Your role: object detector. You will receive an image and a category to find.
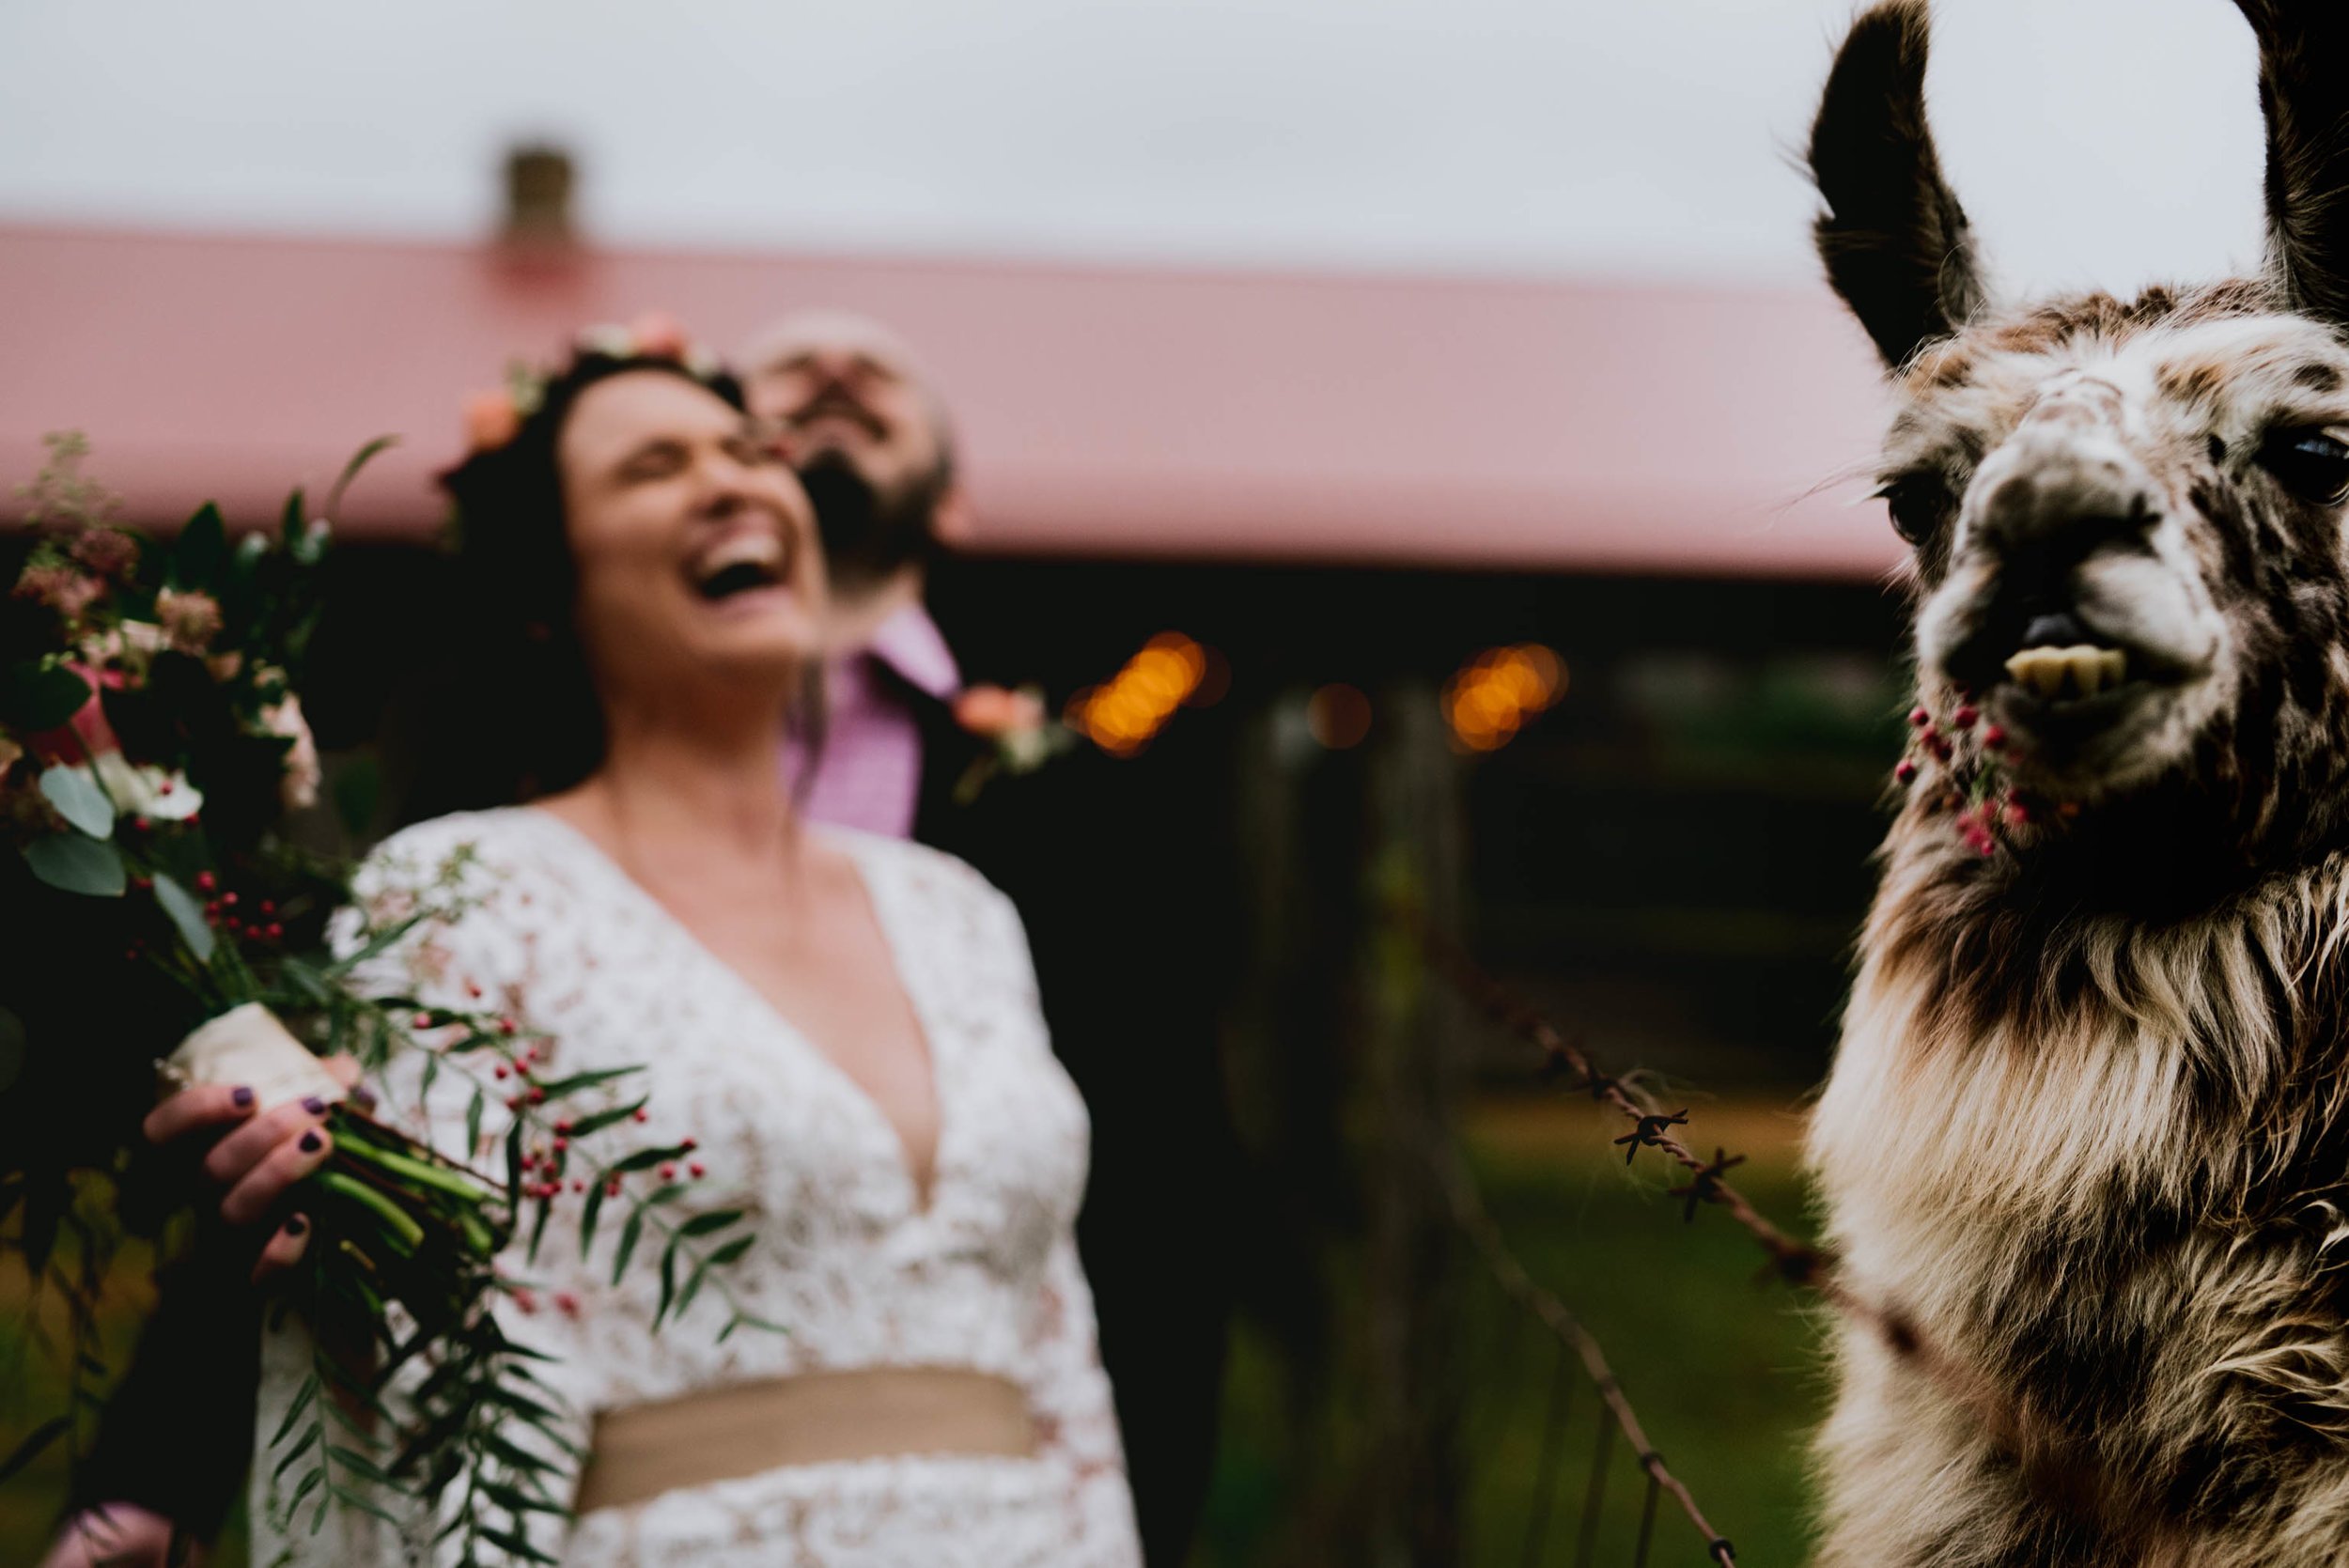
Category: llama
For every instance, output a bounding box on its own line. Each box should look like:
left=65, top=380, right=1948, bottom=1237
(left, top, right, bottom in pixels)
left=1804, top=2, right=2349, bottom=1562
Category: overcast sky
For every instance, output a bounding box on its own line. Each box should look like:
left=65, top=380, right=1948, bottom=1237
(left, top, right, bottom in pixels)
left=0, top=0, right=2273, bottom=295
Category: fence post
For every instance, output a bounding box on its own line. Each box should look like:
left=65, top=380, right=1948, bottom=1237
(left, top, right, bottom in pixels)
left=1360, top=677, right=1469, bottom=1566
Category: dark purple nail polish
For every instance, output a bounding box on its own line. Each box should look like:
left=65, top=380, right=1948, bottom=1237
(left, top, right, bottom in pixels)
left=231, top=1086, right=256, bottom=1110
left=301, top=1095, right=327, bottom=1117
left=285, top=1214, right=307, bottom=1236
left=298, top=1130, right=321, bottom=1154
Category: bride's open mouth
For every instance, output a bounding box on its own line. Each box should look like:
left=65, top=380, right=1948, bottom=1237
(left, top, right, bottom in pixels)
left=687, top=531, right=794, bottom=609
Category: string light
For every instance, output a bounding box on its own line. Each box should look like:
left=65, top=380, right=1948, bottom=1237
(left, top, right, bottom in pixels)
left=1067, top=632, right=1212, bottom=757
left=1443, top=644, right=1566, bottom=752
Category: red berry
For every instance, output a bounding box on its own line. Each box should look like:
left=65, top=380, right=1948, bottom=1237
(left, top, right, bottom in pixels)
left=1894, top=759, right=1919, bottom=784
left=1952, top=705, right=1979, bottom=729
left=260, top=899, right=276, bottom=916
left=221, top=892, right=238, bottom=908
left=2005, top=801, right=2031, bottom=827
left=521, top=1153, right=537, bottom=1171
left=1982, top=725, right=2007, bottom=749
left=493, top=1064, right=508, bottom=1079
left=267, top=923, right=285, bottom=940
left=659, top=1163, right=677, bottom=1182
left=689, top=1162, right=706, bottom=1179
left=680, top=1138, right=697, bottom=1153
left=527, top=1086, right=546, bottom=1104
left=498, top=1017, right=518, bottom=1036
left=133, top=816, right=150, bottom=832
left=1908, top=706, right=1931, bottom=728
left=571, top=1178, right=586, bottom=1193
left=633, top=1109, right=649, bottom=1124
left=606, top=1179, right=622, bottom=1198
left=512, top=1289, right=537, bottom=1314
left=413, top=1013, right=433, bottom=1029
left=466, top=982, right=483, bottom=999
left=554, top=1120, right=573, bottom=1136
left=553, top=1136, right=569, bottom=1152
left=555, top=1292, right=582, bottom=1318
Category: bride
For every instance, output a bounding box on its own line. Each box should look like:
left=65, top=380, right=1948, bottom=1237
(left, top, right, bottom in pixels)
left=48, top=326, right=1142, bottom=1566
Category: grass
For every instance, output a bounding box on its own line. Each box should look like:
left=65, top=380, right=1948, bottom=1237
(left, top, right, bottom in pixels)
left=1191, top=1094, right=1829, bottom=1568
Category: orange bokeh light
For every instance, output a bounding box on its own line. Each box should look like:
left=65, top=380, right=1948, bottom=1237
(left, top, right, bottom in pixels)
left=1441, top=643, right=1566, bottom=752
left=1071, top=632, right=1213, bottom=756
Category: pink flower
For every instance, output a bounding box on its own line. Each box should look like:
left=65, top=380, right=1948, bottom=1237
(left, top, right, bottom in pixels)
left=70, top=529, right=139, bottom=580
left=627, top=310, right=689, bottom=361
left=28, top=664, right=123, bottom=765
left=462, top=388, right=522, bottom=453
left=954, top=684, right=1047, bottom=738
left=155, top=587, right=224, bottom=654
left=13, top=564, right=101, bottom=622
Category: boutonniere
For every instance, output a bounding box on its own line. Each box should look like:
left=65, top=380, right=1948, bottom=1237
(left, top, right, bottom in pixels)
left=952, top=684, right=1075, bottom=803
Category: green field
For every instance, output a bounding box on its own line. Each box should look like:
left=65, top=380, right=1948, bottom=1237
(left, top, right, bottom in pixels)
left=1192, top=1097, right=1828, bottom=1568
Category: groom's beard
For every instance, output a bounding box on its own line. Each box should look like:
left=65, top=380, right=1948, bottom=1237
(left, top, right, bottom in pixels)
left=794, top=449, right=943, bottom=599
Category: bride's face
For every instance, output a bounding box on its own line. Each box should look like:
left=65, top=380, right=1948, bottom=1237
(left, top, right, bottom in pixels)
left=555, top=369, right=827, bottom=699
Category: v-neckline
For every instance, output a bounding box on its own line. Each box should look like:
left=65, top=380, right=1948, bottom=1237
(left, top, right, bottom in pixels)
left=519, top=805, right=949, bottom=1219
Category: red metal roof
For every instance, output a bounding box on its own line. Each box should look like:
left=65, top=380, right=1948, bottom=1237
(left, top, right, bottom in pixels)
left=0, top=225, right=1900, bottom=578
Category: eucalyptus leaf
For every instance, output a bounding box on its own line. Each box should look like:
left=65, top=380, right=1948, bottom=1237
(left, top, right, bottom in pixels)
left=152, top=871, right=217, bottom=963
left=23, top=833, right=125, bottom=897
left=37, top=765, right=113, bottom=839
left=174, top=502, right=226, bottom=586
left=0, top=663, right=90, bottom=731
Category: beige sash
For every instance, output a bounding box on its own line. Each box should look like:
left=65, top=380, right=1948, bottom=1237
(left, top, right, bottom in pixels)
left=571, top=1367, right=1036, bottom=1514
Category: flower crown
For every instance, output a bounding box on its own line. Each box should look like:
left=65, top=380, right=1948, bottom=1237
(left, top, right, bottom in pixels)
left=459, top=311, right=726, bottom=456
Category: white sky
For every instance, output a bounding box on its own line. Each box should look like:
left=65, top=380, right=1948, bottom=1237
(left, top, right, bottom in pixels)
left=0, top=0, right=2272, bottom=295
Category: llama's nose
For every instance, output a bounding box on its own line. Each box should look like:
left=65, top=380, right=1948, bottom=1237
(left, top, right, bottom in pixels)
left=1968, top=396, right=2161, bottom=559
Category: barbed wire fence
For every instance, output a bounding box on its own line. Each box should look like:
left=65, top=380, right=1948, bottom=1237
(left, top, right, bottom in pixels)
left=1407, top=915, right=2139, bottom=1564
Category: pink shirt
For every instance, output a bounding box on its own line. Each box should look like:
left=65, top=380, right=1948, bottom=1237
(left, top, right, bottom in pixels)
left=787, top=604, right=961, bottom=840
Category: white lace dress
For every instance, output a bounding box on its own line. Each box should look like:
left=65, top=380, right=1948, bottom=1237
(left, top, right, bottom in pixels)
left=247, top=806, right=1142, bottom=1568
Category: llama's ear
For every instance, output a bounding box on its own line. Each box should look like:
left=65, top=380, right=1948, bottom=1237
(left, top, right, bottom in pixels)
left=2233, top=1, right=2349, bottom=329
left=1808, top=1, right=1984, bottom=369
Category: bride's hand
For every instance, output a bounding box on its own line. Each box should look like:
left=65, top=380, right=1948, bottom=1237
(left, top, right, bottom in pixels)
left=39, top=1501, right=184, bottom=1567
left=141, top=1055, right=363, bottom=1281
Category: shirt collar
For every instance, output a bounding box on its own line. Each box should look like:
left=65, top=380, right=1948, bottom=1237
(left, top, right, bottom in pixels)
left=863, top=603, right=960, bottom=702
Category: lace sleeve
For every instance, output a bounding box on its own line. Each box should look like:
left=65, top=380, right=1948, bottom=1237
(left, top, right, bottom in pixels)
left=250, top=817, right=583, bottom=1568
left=958, top=864, right=1143, bottom=1564
left=1023, top=1230, right=1143, bottom=1563
left=328, top=820, right=532, bottom=1165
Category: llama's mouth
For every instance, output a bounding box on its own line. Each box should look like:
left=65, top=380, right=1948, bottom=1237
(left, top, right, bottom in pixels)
left=2001, top=643, right=2130, bottom=704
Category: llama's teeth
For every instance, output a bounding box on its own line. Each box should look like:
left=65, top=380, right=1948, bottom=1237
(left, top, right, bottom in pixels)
left=2004, top=644, right=2128, bottom=700
left=2061, top=645, right=2104, bottom=697
left=2005, top=647, right=2064, bottom=698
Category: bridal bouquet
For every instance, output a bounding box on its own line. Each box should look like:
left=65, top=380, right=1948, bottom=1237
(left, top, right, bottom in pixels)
left=0, top=436, right=763, bottom=1558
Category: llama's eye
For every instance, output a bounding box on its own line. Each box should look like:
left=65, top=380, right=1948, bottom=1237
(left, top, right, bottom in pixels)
left=2257, top=427, right=2349, bottom=505
left=1873, top=474, right=1953, bottom=546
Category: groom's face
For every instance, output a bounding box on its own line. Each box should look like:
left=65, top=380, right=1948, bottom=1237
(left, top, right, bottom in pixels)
left=743, top=334, right=944, bottom=516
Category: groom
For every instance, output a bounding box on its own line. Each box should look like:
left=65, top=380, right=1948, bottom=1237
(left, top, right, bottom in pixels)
left=739, top=311, right=1233, bottom=1568
left=738, top=310, right=986, bottom=843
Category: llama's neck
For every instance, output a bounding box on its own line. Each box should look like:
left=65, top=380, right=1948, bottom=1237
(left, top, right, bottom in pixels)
left=1811, top=832, right=2349, bottom=1294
